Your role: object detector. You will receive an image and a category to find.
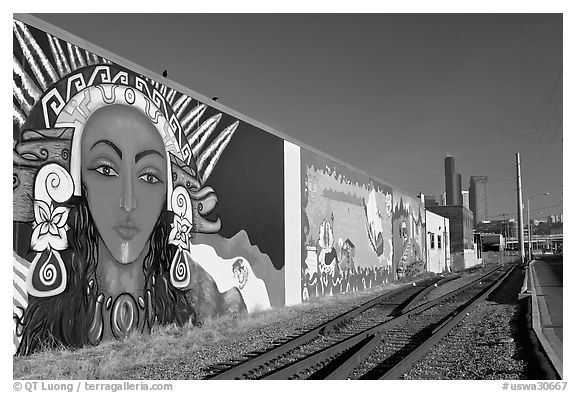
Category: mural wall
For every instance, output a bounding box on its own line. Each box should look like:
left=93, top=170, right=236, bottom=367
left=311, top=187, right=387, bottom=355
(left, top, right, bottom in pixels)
left=300, top=149, right=427, bottom=301
left=301, top=150, right=390, bottom=301
left=12, top=18, right=284, bottom=355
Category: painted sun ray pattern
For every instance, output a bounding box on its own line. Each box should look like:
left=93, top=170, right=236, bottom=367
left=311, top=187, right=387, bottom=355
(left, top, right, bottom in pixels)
left=182, top=104, right=207, bottom=136
left=73, top=44, right=87, bottom=68
left=88, top=51, right=100, bottom=66
left=66, top=42, right=79, bottom=71
left=47, top=35, right=66, bottom=78
left=52, top=37, right=72, bottom=76
left=172, top=95, right=190, bottom=116
left=13, top=21, right=53, bottom=91
left=13, top=80, right=34, bottom=115
left=13, top=103, right=26, bottom=128
left=197, top=121, right=239, bottom=184
left=189, top=113, right=223, bottom=158
left=166, top=88, right=177, bottom=106
left=13, top=55, right=42, bottom=102
left=16, top=21, right=59, bottom=87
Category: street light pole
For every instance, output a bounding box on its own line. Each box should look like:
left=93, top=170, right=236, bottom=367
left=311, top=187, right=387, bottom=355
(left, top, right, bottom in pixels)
left=516, top=153, right=525, bottom=263
left=527, top=197, right=532, bottom=261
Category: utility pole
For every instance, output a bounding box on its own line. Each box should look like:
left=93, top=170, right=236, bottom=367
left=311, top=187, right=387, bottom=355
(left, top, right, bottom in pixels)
left=502, top=214, right=505, bottom=245
left=516, top=153, right=525, bottom=263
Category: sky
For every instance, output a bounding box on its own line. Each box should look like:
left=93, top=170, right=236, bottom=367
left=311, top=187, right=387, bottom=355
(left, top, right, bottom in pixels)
left=32, top=13, right=563, bottom=222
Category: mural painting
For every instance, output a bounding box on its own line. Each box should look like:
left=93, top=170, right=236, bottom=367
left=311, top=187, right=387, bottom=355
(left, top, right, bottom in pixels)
left=12, top=19, right=283, bottom=355
left=392, top=190, right=426, bottom=279
left=300, top=149, right=395, bottom=301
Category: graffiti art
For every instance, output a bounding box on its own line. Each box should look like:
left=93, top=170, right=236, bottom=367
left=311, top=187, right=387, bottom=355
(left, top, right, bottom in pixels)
left=392, top=191, right=426, bottom=279
left=13, top=18, right=282, bottom=354
left=300, top=149, right=403, bottom=300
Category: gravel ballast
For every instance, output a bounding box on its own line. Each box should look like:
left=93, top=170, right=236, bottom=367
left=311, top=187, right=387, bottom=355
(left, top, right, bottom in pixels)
left=403, top=266, right=553, bottom=380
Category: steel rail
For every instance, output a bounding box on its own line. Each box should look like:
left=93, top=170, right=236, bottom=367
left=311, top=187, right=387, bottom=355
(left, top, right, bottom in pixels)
left=379, top=263, right=517, bottom=379
left=395, top=274, right=462, bottom=315
left=260, top=264, right=506, bottom=380
left=208, top=275, right=447, bottom=379
left=327, top=264, right=513, bottom=379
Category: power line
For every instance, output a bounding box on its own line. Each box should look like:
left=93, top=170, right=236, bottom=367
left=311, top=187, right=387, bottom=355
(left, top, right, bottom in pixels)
left=525, top=122, right=563, bottom=182
left=525, top=95, right=562, bottom=171
left=521, top=67, right=563, bottom=158
left=484, top=203, right=563, bottom=220
left=395, top=177, right=514, bottom=190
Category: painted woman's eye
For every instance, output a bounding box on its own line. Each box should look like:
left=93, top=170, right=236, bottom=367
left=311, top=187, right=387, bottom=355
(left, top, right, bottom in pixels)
left=94, top=165, right=118, bottom=177
left=139, top=173, right=160, bottom=184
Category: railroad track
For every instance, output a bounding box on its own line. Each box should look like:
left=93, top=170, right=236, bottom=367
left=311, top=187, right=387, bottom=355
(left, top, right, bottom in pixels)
left=207, top=270, right=482, bottom=379
left=206, top=263, right=514, bottom=380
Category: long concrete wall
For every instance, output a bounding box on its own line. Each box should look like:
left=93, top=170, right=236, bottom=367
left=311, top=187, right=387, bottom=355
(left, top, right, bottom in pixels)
left=12, top=15, right=427, bottom=355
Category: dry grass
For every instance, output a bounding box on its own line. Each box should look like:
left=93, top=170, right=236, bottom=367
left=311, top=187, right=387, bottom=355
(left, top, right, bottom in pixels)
left=14, top=279, right=410, bottom=380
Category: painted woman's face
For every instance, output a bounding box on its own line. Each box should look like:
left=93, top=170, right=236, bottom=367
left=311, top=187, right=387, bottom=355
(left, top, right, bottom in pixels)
left=81, top=105, right=167, bottom=264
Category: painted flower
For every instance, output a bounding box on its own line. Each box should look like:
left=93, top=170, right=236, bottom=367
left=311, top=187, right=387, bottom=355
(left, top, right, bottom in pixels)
left=169, top=213, right=192, bottom=250
left=31, top=200, right=70, bottom=252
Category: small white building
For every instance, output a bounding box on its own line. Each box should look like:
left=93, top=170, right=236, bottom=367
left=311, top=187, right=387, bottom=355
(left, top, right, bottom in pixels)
left=426, top=210, right=451, bottom=273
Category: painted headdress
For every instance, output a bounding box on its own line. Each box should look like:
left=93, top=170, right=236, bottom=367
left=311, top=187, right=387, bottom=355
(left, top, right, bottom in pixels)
left=13, top=20, right=239, bottom=304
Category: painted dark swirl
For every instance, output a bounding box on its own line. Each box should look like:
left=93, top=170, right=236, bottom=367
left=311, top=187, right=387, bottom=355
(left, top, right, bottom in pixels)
left=39, top=258, right=56, bottom=286
left=39, top=148, right=49, bottom=160
left=170, top=250, right=190, bottom=288
left=175, top=258, right=187, bottom=281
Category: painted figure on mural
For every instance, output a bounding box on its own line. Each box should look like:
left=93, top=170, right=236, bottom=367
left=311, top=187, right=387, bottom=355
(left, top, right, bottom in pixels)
left=15, top=98, right=199, bottom=354
left=392, top=198, right=425, bottom=279
left=364, top=189, right=385, bottom=257
left=13, top=20, right=274, bottom=354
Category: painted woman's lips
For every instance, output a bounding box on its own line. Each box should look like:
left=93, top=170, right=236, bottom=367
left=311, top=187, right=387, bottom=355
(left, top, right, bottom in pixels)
left=114, top=224, right=139, bottom=240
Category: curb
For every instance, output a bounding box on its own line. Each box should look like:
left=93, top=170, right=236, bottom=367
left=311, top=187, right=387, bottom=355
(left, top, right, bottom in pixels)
left=518, top=266, right=530, bottom=300
left=528, top=260, right=563, bottom=378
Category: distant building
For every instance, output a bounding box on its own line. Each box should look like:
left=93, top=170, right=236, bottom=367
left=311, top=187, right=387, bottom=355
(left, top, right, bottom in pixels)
left=475, top=219, right=517, bottom=239
left=444, top=156, right=463, bottom=205
left=440, top=192, right=447, bottom=206
left=462, top=190, right=470, bottom=209
left=547, top=214, right=563, bottom=224
left=469, top=176, right=488, bottom=224
left=424, top=194, right=439, bottom=208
